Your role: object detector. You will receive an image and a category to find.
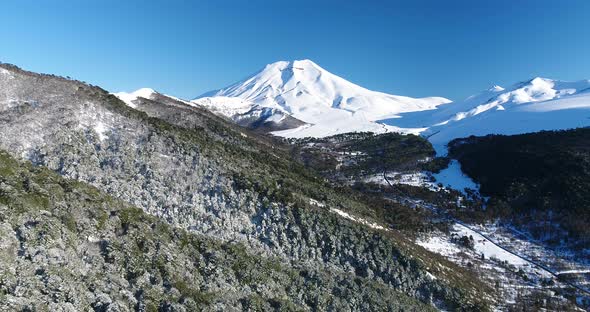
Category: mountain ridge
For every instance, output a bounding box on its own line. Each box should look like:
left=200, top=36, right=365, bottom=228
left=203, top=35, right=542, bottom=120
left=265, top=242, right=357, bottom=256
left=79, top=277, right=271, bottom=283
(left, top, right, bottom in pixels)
left=418, top=77, right=590, bottom=153
left=186, top=60, right=590, bottom=149
left=112, top=60, right=590, bottom=159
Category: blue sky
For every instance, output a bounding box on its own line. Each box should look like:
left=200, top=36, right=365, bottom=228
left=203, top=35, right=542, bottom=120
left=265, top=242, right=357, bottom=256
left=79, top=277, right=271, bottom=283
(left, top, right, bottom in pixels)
left=1, top=0, right=589, bottom=100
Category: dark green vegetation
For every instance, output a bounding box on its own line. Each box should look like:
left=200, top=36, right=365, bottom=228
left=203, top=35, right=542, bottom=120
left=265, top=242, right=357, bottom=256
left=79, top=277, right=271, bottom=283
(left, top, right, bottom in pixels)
left=0, top=63, right=492, bottom=310
left=288, top=132, right=455, bottom=234
left=0, top=150, right=440, bottom=311
left=290, top=132, right=449, bottom=182
left=449, top=128, right=590, bottom=249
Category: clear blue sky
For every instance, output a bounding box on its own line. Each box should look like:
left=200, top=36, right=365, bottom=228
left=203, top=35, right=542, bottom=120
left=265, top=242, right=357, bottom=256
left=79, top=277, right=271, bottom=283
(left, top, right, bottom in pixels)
left=1, top=0, right=589, bottom=100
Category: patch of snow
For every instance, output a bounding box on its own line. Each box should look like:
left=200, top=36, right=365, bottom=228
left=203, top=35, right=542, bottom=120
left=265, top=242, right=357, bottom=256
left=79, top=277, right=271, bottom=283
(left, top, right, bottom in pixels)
left=309, top=198, right=325, bottom=207
left=0, top=68, right=12, bottom=76
left=265, top=112, right=286, bottom=123
left=557, top=269, right=590, bottom=274
left=161, top=93, right=196, bottom=106
left=433, top=160, right=478, bottom=193
left=113, top=88, right=156, bottom=108
left=453, top=223, right=530, bottom=267
left=425, top=271, right=437, bottom=280
left=330, top=208, right=387, bottom=231
left=271, top=124, right=313, bottom=136
left=76, top=102, right=114, bottom=142
left=417, top=235, right=462, bottom=257
left=330, top=208, right=357, bottom=221
left=87, top=235, right=100, bottom=243
left=365, top=171, right=440, bottom=191
left=191, top=96, right=257, bottom=117
left=93, top=121, right=110, bottom=141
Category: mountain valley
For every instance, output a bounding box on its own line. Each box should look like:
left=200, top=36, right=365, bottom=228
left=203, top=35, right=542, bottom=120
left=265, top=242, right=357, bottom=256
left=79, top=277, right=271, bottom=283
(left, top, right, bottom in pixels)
left=1, top=59, right=590, bottom=311
left=0, top=62, right=494, bottom=311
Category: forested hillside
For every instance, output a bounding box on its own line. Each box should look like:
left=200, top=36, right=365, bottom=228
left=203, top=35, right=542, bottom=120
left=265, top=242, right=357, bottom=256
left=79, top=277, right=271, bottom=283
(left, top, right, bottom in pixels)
left=449, top=128, right=590, bottom=249
left=0, top=63, right=491, bottom=310
left=0, top=150, right=446, bottom=311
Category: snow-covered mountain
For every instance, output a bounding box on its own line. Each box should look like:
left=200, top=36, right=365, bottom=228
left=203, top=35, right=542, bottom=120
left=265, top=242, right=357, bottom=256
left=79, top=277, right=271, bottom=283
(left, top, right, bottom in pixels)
left=116, top=63, right=590, bottom=156
left=114, top=88, right=307, bottom=132
left=192, top=59, right=450, bottom=137
left=384, top=77, right=590, bottom=153
left=431, top=77, right=590, bottom=127
left=193, top=96, right=306, bottom=132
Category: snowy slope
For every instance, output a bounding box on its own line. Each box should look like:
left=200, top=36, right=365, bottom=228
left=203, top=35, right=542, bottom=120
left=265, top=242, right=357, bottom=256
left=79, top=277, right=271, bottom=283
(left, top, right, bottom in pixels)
left=193, top=60, right=450, bottom=137
left=113, top=88, right=201, bottom=109
left=113, top=88, right=157, bottom=108
left=117, top=66, right=590, bottom=157
left=114, top=88, right=307, bottom=132
left=430, top=77, right=590, bottom=127
left=427, top=92, right=590, bottom=154
left=192, top=96, right=257, bottom=117
left=192, top=96, right=307, bottom=131
left=384, top=77, right=590, bottom=154
left=426, top=79, right=590, bottom=154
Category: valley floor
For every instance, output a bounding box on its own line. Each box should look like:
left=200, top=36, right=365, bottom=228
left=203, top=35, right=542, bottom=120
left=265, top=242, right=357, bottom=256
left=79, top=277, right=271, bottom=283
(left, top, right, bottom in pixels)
left=417, top=221, right=590, bottom=310
left=388, top=179, right=590, bottom=311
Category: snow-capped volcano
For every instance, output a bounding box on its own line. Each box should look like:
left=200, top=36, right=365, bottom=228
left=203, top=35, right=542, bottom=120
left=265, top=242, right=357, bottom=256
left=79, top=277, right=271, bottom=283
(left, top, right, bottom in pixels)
left=115, top=63, right=590, bottom=156
left=192, top=59, right=450, bottom=137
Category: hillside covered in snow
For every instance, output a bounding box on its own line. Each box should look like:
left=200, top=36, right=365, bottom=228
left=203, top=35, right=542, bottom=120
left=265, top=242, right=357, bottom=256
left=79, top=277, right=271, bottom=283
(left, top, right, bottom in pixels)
left=386, top=77, right=590, bottom=154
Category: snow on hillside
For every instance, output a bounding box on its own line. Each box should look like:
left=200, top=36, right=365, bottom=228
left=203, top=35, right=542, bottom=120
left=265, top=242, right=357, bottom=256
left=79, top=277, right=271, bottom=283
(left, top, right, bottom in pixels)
left=192, top=96, right=257, bottom=117
left=192, top=96, right=296, bottom=128
left=114, top=88, right=199, bottom=111
left=427, top=91, right=590, bottom=154
left=113, top=88, right=157, bottom=108
left=194, top=60, right=450, bottom=138
left=433, top=160, right=478, bottom=191
left=363, top=160, right=478, bottom=194
left=417, top=222, right=554, bottom=279
left=194, top=60, right=590, bottom=152
left=117, top=66, right=590, bottom=161
left=0, top=67, right=13, bottom=77
left=271, top=113, right=423, bottom=138
left=383, top=77, right=590, bottom=154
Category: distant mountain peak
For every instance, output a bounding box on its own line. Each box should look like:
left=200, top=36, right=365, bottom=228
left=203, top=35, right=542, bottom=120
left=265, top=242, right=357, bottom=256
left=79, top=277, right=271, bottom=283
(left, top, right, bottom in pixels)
left=193, top=59, right=449, bottom=138
left=488, top=85, right=505, bottom=92
left=267, top=59, right=318, bottom=70
left=528, top=76, right=552, bottom=83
